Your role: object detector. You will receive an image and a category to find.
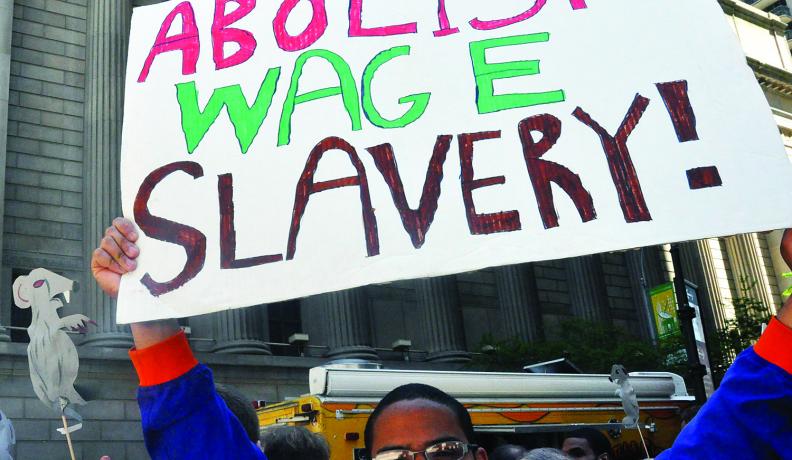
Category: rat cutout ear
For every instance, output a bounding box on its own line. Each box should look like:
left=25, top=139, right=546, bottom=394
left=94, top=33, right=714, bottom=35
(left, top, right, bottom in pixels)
left=13, top=276, right=32, bottom=309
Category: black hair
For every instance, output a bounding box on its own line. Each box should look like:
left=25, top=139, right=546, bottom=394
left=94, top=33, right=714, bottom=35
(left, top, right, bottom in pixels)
left=680, top=404, right=701, bottom=424
left=563, top=428, right=613, bottom=457
left=216, top=384, right=260, bottom=443
left=363, top=383, right=474, bottom=455
left=491, top=444, right=529, bottom=460
left=261, top=426, right=330, bottom=460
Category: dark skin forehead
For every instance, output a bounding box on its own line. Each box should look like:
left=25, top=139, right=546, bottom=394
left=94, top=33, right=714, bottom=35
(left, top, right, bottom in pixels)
left=370, top=399, right=469, bottom=455
left=562, top=437, right=596, bottom=460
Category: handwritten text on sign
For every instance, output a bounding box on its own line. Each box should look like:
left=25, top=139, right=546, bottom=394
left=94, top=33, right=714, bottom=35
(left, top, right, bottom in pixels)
left=118, top=0, right=792, bottom=323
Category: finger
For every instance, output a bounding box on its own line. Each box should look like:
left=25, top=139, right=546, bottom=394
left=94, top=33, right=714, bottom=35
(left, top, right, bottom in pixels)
left=92, top=247, right=122, bottom=270
left=97, top=239, right=135, bottom=272
left=112, top=217, right=139, bottom=242
left=105, top=225, right=139, bottom=259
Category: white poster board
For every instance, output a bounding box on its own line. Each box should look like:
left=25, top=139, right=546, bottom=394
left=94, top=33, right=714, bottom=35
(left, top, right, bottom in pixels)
left=119, top=0, right=792, bottom=323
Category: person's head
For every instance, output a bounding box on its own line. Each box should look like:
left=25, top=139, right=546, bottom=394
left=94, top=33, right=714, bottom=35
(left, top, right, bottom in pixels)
left=679, top=404, right=701, bottom=430
left=524, top=448, right=571, bottom=460
left=364, top=383, right=487, bottom=460
left=260, top=426, right=330, bottom=460
left=215, top=384, right=259, bottom=443
left=561, top=429, right=612, bottom=460
left=491, top=444, right=529, bottom=460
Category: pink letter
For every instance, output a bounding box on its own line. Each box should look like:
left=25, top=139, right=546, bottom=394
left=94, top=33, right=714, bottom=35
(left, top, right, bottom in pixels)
left=349, top=0, right=417, bottom=37
left=212, top=0, right=258, bottom=70
left=434, top=0, right=459, bottom=37
left=470, top=0, right=587, bottom=31
left=273, top=0, right=328, bottom=52
left=138, top=1, right=200, bottom=83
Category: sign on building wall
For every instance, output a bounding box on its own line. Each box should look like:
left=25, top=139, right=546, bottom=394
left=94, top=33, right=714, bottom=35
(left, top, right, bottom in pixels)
left=118, top=0, right=792, bottom=322
left=650, top=283, right=678, bottom=339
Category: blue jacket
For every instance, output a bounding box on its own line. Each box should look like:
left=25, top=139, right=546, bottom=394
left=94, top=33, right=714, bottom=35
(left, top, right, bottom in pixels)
left=658, top=317, right=792, bottom=459
left=130, top=331, right=266, bottom=460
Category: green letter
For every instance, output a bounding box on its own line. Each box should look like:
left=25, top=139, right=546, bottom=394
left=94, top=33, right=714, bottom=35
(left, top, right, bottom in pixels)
left=362, top=45, right=431, bottom=129
left=278, top=49, right=361, bottom=146
left=469, top=33, right=565, bottom=115
left=177, top=67, right=281, bottom=154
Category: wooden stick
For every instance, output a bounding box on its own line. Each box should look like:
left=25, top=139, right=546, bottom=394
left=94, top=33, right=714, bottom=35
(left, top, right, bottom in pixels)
left=636, top=424, right=650, bottom=459
left=60, top=413, right=76, bottom=460
left=58, top=398, right=77, bottom=460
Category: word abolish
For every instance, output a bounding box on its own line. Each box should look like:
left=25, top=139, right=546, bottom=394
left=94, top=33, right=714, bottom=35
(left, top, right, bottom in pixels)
left=137, top=0, right=589, bottom=81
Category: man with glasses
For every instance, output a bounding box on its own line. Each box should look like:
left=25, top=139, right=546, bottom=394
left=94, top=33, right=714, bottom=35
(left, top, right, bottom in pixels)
left=363, top=383, right=488, bottom=460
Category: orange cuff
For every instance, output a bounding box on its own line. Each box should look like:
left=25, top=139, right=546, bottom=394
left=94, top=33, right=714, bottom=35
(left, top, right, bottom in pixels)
left=129, top=330, right=199, bottom=387
left=754, top=317, right=792, bottom=375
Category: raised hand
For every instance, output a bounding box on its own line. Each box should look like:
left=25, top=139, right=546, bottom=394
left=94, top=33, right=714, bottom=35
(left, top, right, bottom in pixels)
left=91, top=218, right=140, bottom=298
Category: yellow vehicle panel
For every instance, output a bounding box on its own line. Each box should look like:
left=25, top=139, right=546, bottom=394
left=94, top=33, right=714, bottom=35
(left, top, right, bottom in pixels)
left=259, top=397, right=691, bottom=460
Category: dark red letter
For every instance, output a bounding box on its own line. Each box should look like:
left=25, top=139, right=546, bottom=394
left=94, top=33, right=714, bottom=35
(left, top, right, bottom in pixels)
left=273, top=0, right=328, bottom=52
left=287, top=137, right=379, bottom=260
left=518, top=114, right=596, bottom=229
left=134, top=162, right=206, bottom=296
left=138, top=2, right=200, bottom=83
left=212, top=0, right=258, bottom=70
left=219, top=174, right=283, bottom=269
left=656, top=80, right=699, bottom=143
left=573, top=95, right=652, bottom=223
left=458, top=131, right=522, bottom=235
left=367, top=135, right=452, bottom=248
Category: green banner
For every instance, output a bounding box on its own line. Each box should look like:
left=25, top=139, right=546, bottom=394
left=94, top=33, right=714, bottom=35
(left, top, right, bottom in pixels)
left=650, top=282, right=679, bottom=338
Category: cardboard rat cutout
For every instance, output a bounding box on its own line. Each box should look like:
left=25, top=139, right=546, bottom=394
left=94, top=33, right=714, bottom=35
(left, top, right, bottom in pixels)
left=12, top=268, right=91, bottom=431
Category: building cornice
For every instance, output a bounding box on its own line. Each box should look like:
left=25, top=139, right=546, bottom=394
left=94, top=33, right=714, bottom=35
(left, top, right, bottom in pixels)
left=0, top=342, right=461, bottom=371
left=748, top=57, right=792, bottom=96
left=719, top=0, right=789, bottom=33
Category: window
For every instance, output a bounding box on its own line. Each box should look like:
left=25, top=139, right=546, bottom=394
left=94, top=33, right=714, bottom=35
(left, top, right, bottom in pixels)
left=10, top=268, right=31, bottom=343
left=268, top=300, right=302, bottom=350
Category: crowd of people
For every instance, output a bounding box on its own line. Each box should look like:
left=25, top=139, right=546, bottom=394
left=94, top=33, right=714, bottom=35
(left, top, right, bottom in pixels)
left=91, top=219, right=792, bottom=459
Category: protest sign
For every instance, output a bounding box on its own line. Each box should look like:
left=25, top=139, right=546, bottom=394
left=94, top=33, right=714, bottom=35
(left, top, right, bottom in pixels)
left=118, top=0, right=792, bottom=323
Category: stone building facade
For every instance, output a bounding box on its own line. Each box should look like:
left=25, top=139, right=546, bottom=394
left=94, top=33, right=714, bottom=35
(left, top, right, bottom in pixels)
left=0, top=0, right=790, bottom=457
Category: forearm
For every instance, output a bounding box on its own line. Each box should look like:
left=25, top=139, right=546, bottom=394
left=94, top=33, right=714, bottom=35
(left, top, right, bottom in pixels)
left=130, top=331, right=265, bottom=459
left=131, top=319, right=181, bottom=350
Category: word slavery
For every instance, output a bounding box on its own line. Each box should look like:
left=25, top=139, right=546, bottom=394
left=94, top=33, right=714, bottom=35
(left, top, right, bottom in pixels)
left=133, top=79, right=720, bottom=297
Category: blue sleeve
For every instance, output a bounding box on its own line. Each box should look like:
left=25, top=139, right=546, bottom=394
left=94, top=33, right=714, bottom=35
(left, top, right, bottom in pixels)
left=657, top=348, right=792, bottom=459
left=137, top=364, right=267, bottom=460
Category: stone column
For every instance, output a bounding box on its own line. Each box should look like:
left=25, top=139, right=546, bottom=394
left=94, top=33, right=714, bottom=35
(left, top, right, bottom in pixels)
left=680, top=240, right=724, bottom=331
left=495, top=264, right=543, bottom=342
left=565, top=255, right=611, bottom=323
left=625, top=248, right=666, bottom=340
left=725, top=233, right=777, bottom=313
left=0, top=0, right=12, bottom=342
left=81, top=1, right=133, bottom=347
left=305, top=289, right=378, bottom=360
left=212, top=305, right=272, bottom=354
left=416, top=276, right=470, bottom=363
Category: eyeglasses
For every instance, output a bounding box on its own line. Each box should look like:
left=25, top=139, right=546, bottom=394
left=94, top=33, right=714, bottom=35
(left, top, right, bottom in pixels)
left=372, top=441, right=477, bottom=460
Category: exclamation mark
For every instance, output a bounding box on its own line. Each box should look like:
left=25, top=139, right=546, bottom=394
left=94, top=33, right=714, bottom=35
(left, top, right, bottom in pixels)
left=656, top=80, right=722, bottom=190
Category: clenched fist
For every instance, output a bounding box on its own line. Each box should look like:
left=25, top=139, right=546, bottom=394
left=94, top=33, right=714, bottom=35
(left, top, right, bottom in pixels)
left=91, top=217, right=139, bottom=298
